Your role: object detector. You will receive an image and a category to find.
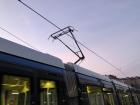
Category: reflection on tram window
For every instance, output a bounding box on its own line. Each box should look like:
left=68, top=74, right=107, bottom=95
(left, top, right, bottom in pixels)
left=122, top=93, right=130, bottom=105
left=133, top=94, right=139, bottom=105
left=117, top=90, right=132, bottom=105
left=103, top=88, right=115, bottom=105
left=87, top=86, right=104, bottom=105
left=137, top=94, right=140, bottom=104
left=1, top=75, right=30, bottom=105
left=40, top=80, right=58, bottom=105
left=126, top=92, right=133, bottom=105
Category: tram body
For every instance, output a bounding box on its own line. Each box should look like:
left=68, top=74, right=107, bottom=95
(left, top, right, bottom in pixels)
left=0, top=37, right=140, bottom=105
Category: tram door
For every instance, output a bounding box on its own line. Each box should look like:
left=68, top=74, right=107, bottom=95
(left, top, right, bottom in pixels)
left=133, top=94, right=139, bottom=104
left=138, top=94, right=140, bottom=104
left=103, top=88, right=115, bottom=105
left=0, top=75, right=30, bottom=105
left=40, top=80, right=58, bottom=105
left=86, top=85, right=104, bottom=105
left=117, top=90, right=132, bottom=105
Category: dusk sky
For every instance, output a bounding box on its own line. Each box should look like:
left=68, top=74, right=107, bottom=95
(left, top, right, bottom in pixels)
left=0, top=0, right=140, bottom=77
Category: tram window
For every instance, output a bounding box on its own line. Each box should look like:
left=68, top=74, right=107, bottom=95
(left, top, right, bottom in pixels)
left=103, top=88, right=115, bottom=105
left=0, top=75, right=30, bottom=105
left=79, top=84, right=90, bottom=105
left=117, top=90, right=132, bottom=105
left=127, top=92, right=133, bottom=105
left=123, top=93, right=132, bottom=105
left=40, top=80, right=58, bottom=105
left=138, top=95, right=140, bottom=104
left=133, top=94, right=139, bottom=104
left=87, top=85, right=104, bottom=105
left=118, top=91, right=125, bottom=105
left=122, top=94, right=130, bottom=105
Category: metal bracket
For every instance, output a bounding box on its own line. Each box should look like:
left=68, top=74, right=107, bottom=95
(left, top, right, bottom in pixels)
left=49, top=26, right=85, bottom=64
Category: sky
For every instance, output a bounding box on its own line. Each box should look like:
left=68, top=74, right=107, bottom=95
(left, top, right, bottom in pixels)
left=0, top=0, right=140, bottom=77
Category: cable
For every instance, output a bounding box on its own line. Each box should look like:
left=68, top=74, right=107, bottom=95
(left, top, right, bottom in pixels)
left=0, top=26, right=40, bottom=51
left=79, top=42, right=127, bottom=75
left=18, top=0, right=61, bottom=30
left=18, top=0, right=127, bottom=76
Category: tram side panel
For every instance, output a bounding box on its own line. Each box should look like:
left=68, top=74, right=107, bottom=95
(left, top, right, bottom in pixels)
left=64, top=64, right=80, bottom=105
left=0, top=55, right=39, bottom=105
left=71, top=73, right=104, bottom=105
left=81, top=77, right=105, bottom=105
left=130, top=89, right=140, bottom=105
left=0, top=52, right=67, bottom=105
left=65, top=64, right=122, bottom=105
left=112, top=83, right=136, bottom=105
left=133, top=89, right=140, bottom=105
left=101, top=80, right=118, bottom=105
left=65, top=64, right=108, bottom=105
left=74, top=73, right=119, bottom=105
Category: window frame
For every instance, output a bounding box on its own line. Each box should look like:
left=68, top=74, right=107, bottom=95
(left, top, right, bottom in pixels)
left=0, top=72, right=34, bottom=105
left=37, top=69, right=67, bottom=105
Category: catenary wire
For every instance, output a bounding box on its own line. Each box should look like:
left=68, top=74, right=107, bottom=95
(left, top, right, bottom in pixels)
left=18, top=0, right=127, bottom=76
left=0, top=26, right=40, bottom=51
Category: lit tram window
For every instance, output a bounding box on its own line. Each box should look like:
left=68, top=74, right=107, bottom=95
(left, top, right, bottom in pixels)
left=1, top=75, right=30, bottom=105
left=40, top=80, right=58, bottom=105
left=102, top=88, right=115, bottom=105
left=122, top=92, right=132, bottom=105
left=87, top=85, right=104, bottom=105
left=117, top=90, right=132, bottom=105
left=133, top=94, right=139, bottom=105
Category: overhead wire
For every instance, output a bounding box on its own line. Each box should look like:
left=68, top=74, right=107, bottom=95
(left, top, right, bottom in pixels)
left=18, top=0, right=127, bottom=77
left=18, top=0, right=61, bottom=30
left=0, top=26, right=40, bottom=51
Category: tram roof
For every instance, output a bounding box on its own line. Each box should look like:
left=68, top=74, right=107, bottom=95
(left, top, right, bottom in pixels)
left=68, top=63, right=111, bottom=82
left=0, top=37, right=65, bottom=69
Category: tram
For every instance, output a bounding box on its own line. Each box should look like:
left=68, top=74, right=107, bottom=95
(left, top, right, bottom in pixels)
left=0, top=37, right=140, bottom=105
